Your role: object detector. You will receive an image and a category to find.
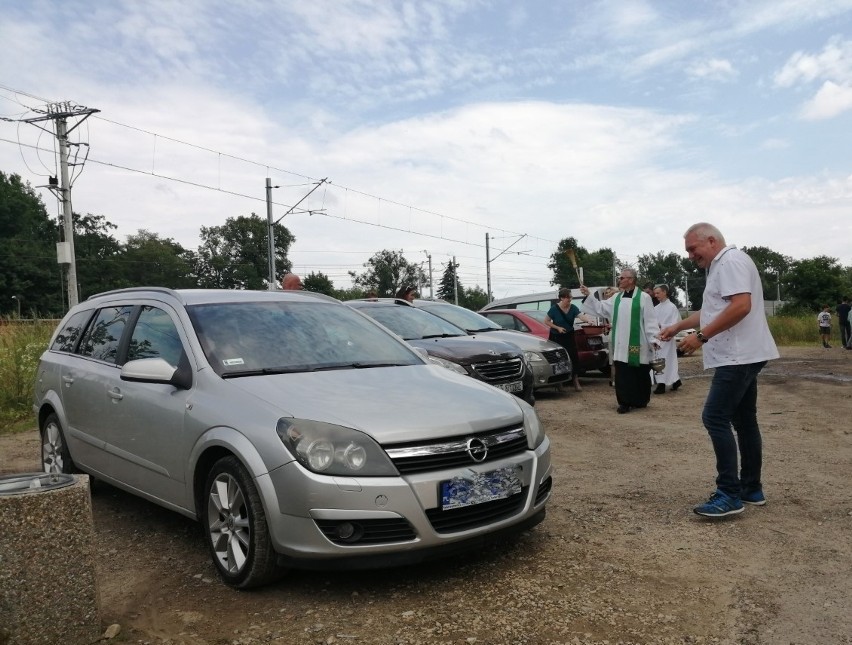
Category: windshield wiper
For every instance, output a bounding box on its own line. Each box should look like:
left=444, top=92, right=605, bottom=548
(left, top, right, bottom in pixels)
left=421, top=333, right=465, bottom=339
left=313, top=362, right=407, bottom=370
left=222, top=365, right=314, bottom=377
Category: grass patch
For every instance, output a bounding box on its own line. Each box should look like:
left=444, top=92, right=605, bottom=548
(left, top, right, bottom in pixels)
left=0, top=319, right=53, bottom=433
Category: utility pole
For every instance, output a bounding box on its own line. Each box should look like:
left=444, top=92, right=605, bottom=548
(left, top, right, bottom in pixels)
left=23, top=102, right=99, bottom=309
left=452, top=256, right=459, bottom=305
left=266, top=177, right=328, bottom=290
left=426, top=252, right=433, bottom=299
left=266, top=178, right=279, bottom=290
left=485, top=233, right=492, bottom=302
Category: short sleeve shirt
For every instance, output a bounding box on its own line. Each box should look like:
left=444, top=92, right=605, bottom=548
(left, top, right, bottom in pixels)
left=700, top=246, right=779, bottom=368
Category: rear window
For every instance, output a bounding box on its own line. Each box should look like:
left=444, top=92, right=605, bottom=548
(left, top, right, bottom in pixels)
left=78, top=306, right=134, bottom=364
left=50, top=310, right=94, bottom=353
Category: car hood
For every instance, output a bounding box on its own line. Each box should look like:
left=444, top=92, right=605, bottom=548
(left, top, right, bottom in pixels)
left=406, top=336, right=522, bottom=365
left=468, top=328, right=563, bottom=352
left=224, top=365, right=524, bottom=443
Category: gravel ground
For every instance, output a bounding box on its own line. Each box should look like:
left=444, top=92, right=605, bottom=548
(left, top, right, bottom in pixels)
left=1, top=346, right=850, bottom=644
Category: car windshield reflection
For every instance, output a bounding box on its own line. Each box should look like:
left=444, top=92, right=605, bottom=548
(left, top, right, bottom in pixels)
left=188, top=301, right=420, bottom=376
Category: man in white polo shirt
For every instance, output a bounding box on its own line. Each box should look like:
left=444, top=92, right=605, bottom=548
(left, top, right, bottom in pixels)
left=660, top=223, right=779, bottom=518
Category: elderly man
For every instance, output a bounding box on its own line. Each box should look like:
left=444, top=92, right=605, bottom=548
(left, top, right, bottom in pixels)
left=652, top=284, right=682, bottom=394
left=282, top=273, right=303, bottom=290
left=660, top=223, right=779, bottom=518
left=580, top=268, right=659, bottom=414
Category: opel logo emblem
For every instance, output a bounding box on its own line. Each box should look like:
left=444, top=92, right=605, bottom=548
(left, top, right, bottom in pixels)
left=466, top=438, right=488, bottom=463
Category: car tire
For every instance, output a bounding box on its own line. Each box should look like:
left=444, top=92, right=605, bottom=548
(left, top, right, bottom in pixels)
left=40, top=412, right=76, bottom=474
left=204, top=455, right=282, bottom=589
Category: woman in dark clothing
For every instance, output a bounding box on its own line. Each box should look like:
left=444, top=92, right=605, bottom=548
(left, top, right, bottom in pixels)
left=545, top=287, right=590, bottom=391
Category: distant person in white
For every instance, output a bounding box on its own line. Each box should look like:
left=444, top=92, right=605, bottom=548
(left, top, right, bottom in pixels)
left=652, top=284, right=681, bottom=394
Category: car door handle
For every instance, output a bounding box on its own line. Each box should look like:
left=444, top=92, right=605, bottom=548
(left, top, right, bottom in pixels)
left=62, top=375, right=74, bottom=386
left=108, top=388, right=124, bottom=401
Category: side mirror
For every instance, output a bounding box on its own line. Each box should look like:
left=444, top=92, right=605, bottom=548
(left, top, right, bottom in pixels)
left=121, top=357, right=192, bottom=390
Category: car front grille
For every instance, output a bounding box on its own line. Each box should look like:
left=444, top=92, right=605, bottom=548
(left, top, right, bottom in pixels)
left=425, top=488, right=528, bottom=533
left=542, top=348, right=569, bottom=364
left=470, top=357, right=524, bottom=381
left=385, top=425, right=528, bottom=475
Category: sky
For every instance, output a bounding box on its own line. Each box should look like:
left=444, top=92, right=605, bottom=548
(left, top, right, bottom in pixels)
left=2, top=0, right=852, bottom=298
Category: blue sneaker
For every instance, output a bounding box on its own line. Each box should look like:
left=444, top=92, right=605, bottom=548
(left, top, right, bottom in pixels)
left=693, top=490, right=744, bottom=518
left=742, top=489, right=766, bottom=506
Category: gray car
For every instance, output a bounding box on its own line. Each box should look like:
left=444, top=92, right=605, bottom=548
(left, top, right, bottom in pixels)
left=409, top=300, right=573, bottom=391
left=34, top=288, right=552, bottom=588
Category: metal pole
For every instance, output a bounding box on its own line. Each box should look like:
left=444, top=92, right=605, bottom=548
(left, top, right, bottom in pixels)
left=12, top=296, right=21, bottom=318
left=427, top=254, right=433, bottom=299
left=266, top=178, right=276, bottom=290
left=452, top=256, right=458, bottom=305
left=57, top=118, right=79, bottom=307
left=485, top=233, right=492, bottom=302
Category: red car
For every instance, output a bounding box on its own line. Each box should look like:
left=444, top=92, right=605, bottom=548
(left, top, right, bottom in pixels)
left=480, top=309, right=610, bottom=376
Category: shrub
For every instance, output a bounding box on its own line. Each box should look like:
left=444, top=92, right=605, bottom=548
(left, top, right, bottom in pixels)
left=0, top=319, right=53, bottom=428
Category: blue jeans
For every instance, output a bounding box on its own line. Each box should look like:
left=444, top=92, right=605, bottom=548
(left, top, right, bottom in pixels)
left=702, top=362, right=767, bottom=498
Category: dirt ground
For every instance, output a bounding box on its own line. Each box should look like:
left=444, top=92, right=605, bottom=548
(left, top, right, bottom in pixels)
left=1, top=346, right=850, bottom=645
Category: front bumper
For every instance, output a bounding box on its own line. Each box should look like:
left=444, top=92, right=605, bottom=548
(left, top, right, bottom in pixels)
left=260, top=435, right=552, bottom=568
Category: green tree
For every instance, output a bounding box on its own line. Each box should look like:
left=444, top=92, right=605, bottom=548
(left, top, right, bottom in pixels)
left=0, top=172, right=62, bottom=316
left=548, top=237, right=616, bottom=288
left=196, top=214, right=294, bottom=289
left=459, top=285, right=489, bottom=311
left=742, top=246, right=793, bottom=301
left=72, top=213, right=125, bottom=300
left=120, top=229, right=196, bottom=288
left=781, top=256, right=846, bottom=312
left=303, top=271, right=335, bottom=295
left=437, top=260, right=461, bottom=302
left=637, top=251, right=685, bottom=308
left=349, top=250, right=425, bottom=297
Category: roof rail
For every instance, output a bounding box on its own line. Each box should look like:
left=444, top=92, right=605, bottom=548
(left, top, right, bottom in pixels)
left=86, top=286, right=182, bottom=302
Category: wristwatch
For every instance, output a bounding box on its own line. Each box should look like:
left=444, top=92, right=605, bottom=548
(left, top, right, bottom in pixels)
left=696, top=331, right=709, bottom=343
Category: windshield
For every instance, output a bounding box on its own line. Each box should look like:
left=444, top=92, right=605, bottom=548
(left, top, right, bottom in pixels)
left=188, top=301, right=421, bottom=376
left=353, top=305, right=467, bottom=340
left=418, top=303, right=503, bottom=332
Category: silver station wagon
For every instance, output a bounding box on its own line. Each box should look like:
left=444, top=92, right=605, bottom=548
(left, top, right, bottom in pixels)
left=34, top=288, right=552, bottom=588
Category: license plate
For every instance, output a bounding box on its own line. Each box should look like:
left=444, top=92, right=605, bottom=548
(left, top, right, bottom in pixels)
left=495, top=380, right=523, bottom=393
left=440, top=466, right=522, bottom=511
left=553, top=360, right=570, bottom=375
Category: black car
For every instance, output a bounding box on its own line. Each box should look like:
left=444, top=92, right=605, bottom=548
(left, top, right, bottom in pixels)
left=347, top=300, right=535, bottom=405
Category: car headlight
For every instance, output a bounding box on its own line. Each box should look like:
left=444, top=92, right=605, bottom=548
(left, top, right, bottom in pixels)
left=277, top=418, right=398, bottom=476
left=524, top=350, right=545, bottom=363
left=427, top=355, right=468, bottom=375
left=522, top=404, right=546, bottom=449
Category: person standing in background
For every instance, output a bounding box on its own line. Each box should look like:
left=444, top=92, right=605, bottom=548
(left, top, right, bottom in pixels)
left=660, top=223, right=779, bottom=518
left=818, top=305, right=832, bottom=348
left=837, top=297, right=851, bottom=348
left=544, top=287, right=593, bottom=392
left=282, top=273, right=303, bottom=290
left=652, top=284, right=682, bottom=394
left=580, top=269, right=659, bottom=413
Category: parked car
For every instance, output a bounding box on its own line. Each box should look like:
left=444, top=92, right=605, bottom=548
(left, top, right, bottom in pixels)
left=479, top=308, right=609, bottom=376
left=346, top=299, right=535, bottom=404
left=34, top=288, right=552, bottom=588
left=405, top=299, right=575, bottom=390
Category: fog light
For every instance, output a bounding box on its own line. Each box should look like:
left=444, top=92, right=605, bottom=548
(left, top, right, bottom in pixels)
left=336, top=522, right=356, bottom=540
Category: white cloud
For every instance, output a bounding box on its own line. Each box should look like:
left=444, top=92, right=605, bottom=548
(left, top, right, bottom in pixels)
left=687, top=58, right=738, bottom=81
left=799, top=81, right=852, bottom=119
left=774, top=36, right=852, bottom=88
